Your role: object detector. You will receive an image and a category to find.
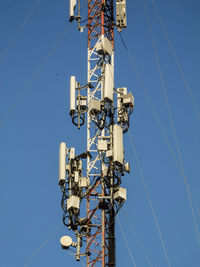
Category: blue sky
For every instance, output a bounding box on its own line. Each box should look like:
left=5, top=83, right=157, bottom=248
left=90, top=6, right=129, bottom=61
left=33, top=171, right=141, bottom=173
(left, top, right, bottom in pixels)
left=0, top=0, right=200, bottom=266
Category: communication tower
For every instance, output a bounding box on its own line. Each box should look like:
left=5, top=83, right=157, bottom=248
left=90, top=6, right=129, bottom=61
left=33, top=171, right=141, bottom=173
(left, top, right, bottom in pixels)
left=58, top=1, right=134, bottom=266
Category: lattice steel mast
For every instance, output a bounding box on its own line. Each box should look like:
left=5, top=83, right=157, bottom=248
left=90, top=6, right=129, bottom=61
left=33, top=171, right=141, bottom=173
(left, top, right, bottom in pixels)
left=58, top=1, right=134, bottom=266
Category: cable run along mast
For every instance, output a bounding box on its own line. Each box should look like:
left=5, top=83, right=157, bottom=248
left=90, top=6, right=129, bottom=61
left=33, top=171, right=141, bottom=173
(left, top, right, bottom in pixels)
left=58, top=1, right=134, bottom=266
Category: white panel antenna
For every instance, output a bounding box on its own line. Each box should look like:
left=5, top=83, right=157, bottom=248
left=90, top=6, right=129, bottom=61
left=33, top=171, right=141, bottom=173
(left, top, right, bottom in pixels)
left=104, top=63, right=114, bottom=102
left=59, top=142, right=66, bottom=185
left=69, top=0, right=77, bottom=22
left=70, top=76, right=76, bottom=115
left=113, top=124, right=124, bottom=165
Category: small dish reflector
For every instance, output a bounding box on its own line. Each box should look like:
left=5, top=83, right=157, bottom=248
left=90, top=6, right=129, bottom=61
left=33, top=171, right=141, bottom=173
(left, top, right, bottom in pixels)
left=60, top=235, right=73, bottom=249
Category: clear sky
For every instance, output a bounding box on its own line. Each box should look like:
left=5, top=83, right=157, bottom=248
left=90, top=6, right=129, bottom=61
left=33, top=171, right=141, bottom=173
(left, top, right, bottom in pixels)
left=0, top=0, right=200, bottom=266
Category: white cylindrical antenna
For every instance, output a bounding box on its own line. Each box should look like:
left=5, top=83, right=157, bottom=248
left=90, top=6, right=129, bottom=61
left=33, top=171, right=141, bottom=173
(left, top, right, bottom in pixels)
left=70, top=76, right=76, bottom=115
left=69, top=0, right=77, bottom=22
left=104, top=63, right=114, bottom=102
left=59, top=142, right=66, bottom=185
left=113, top=124, right=124, bottom=165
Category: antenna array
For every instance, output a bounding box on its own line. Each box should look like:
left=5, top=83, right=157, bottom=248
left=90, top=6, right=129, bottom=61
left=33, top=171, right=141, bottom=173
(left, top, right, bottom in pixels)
left=59, top=1, right=134, bottom=266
